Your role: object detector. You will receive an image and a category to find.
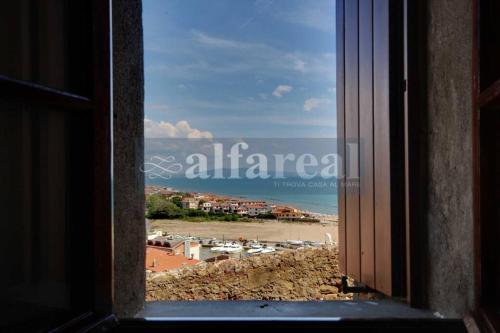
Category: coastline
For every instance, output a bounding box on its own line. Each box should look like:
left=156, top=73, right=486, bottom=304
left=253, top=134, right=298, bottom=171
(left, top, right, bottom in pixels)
left=146, top=184, right=339, bottom=223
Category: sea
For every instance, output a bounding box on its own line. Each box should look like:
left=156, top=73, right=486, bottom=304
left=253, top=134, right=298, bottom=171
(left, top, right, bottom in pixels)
left=145, top=177, right=338, bottom=215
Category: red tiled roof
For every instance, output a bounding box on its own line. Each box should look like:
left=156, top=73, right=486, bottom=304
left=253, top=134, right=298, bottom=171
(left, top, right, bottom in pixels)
left=146, top=246, right=200, bottom=272
left=245, top=204, right=267, bottom=208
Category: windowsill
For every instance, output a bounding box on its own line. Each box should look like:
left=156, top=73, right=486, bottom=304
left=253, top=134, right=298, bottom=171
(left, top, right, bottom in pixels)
left=135, top=300, right=438, bottom=320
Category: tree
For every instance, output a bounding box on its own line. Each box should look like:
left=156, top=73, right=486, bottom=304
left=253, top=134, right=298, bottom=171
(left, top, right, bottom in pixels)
left=223, top=214, right=239, bottom=221
left=146, top=194, right=185, bottom=219
left=171, top=196, right=183, bottom=208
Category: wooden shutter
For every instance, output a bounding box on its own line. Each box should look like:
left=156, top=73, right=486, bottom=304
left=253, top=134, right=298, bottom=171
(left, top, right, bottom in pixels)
left=0, top=1, right=113, bottom=331
left=336, top=0, right=406, bottom=296
left=473, top=0, right=500, bottom=329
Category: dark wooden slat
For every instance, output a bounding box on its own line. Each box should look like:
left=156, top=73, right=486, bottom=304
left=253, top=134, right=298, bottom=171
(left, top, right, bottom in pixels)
left=475, top=0, right=500, bottom=327
left=373, top=0, right=392, bottom=296
left=479, top=109, right=500, bottom=312
left=472, top=0, right=481, bottom=317
left=344, top=0, right=361, bottom=282
left=359, top=0, right=375, bottom=288
left=0, top=75, right=93, bottom=110
left=404, top=0, right=429, bottom=307
left=336, top=0, right=347, bottom=275
left=479, top=0, right=500, bottom=91
left=478, top=77, right=500, bottom=108
left=388, top=0, right=407, bottom=300
left=91, top=0, right=113, bottom=315
left=475, top=307, right=500, bottom=332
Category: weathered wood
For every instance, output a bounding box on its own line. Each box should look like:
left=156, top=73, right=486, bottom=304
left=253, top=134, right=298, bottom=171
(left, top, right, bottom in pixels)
left=373, top=0, right=393, bottom=296
left=336, top=0, right=347, bottom=274
left=344, top=0, right=361, bottom=281
left=359, top=0, right=376, bottom=288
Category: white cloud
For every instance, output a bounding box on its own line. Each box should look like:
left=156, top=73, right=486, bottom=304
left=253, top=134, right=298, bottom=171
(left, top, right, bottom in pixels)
left=293, top=59, right=307, bottom=72
left=272, top=85, right=293, bottom=98
left=285, top=54, right=307, bottom=73
left=304, top=98, right=332, bottom=112
left=144, top=118, right=213, bottom=139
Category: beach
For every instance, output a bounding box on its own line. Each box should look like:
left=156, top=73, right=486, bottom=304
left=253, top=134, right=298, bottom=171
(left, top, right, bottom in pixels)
left=148, top=219, right=338, bottom=244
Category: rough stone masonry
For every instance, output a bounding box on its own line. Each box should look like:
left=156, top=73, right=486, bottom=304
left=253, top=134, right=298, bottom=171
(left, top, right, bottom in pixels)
left=146, top=247, right=353, bottom=301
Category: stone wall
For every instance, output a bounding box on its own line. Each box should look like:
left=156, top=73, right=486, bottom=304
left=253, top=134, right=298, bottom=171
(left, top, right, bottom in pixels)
left=113, top=0, right=145, bottom=318
left=425, top=0, right=474, bottom=317
left=147, top=247, right=353, bottom=301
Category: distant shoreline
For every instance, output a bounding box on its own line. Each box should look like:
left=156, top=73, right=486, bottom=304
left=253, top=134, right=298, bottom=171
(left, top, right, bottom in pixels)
left=145, top=179, right=339, bottom=216
left=146, top=184, right=339, bottom=223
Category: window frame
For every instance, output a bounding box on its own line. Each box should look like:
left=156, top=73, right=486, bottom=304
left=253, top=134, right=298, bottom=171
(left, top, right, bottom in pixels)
left=0, top=0, right=114, bottom=330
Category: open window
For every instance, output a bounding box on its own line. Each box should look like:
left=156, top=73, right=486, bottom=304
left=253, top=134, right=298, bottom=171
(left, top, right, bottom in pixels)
left=142, top=0, right=345, bottom=303
left=1, top=0, right=484, bottom=331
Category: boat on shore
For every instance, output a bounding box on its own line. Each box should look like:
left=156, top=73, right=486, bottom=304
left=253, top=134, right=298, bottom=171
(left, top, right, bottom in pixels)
left=247, top=244, right=263, bottom=254
left=260, top=246, right=276, bottom=254
left=210, top=242, right=243, bottom=253
left=247, top=242, right=263, bottom=250
left=247, top=245, right=276, bottom=255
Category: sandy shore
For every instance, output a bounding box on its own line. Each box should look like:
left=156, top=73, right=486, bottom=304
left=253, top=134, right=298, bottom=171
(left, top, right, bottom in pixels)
left=148, top=219, right=338, bottom=243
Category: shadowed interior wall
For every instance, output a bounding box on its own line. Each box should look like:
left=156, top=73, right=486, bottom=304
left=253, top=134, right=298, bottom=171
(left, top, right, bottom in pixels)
left=425, top=0, right=474, bottom=317
left=113, top=0, right=145, bottom=317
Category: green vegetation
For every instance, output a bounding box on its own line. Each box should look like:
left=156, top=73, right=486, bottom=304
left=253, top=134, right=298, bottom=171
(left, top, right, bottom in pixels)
left=256, top=213, right=276, bottom=220
left=146, top=193, right=248, bottom=222
left=170, top=195, right=183, bottom=208
left=146, top=194, right=185, bottom=219
left=145, top=193, right=318, bottom=223
left=301, top=218, right=321, bottom=223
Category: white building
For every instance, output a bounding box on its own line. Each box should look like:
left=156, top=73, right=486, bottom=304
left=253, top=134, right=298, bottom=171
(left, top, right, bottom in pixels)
left=235, top=207, right=248, bottom=215
left=200, top=201, right=213, bottom=212
left=229, top=203, right=239, bottom=213
left=184, top=240, right=200, bottom=260
left=220, top=203, right=231, bottom=213
left=147, top=230, right=163, bottom=240
left=246, top=204, right=272, bottom=217
left=181, top=198, right=199, bottom=209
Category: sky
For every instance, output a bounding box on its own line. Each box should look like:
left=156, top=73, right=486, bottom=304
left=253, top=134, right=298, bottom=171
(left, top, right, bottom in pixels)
left=143, top=0, right=336, bottom=138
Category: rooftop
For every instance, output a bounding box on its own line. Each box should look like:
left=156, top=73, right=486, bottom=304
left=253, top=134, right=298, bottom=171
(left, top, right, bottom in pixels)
left=146, top=246, right=200, bottom=272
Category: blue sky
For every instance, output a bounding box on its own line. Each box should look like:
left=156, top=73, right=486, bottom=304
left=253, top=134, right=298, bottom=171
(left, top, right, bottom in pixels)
left=143, top=0, right=336, bottom=138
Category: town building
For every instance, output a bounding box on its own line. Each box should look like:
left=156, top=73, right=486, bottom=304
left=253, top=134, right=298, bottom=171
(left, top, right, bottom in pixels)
left=145, top=246, right=200, bottom=272
left=246, top=204, right=272, bottom=217
left=147, top=230, right=163, bottom=240
left=234, top=207, right=248, bottom=216
left=200, top=201, right=213, bottom=212
left=181, top=198, right=199, bottom=209
left=146, top=237, right=200, bottom=260
left=272, top=206, right=304, bottom=220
